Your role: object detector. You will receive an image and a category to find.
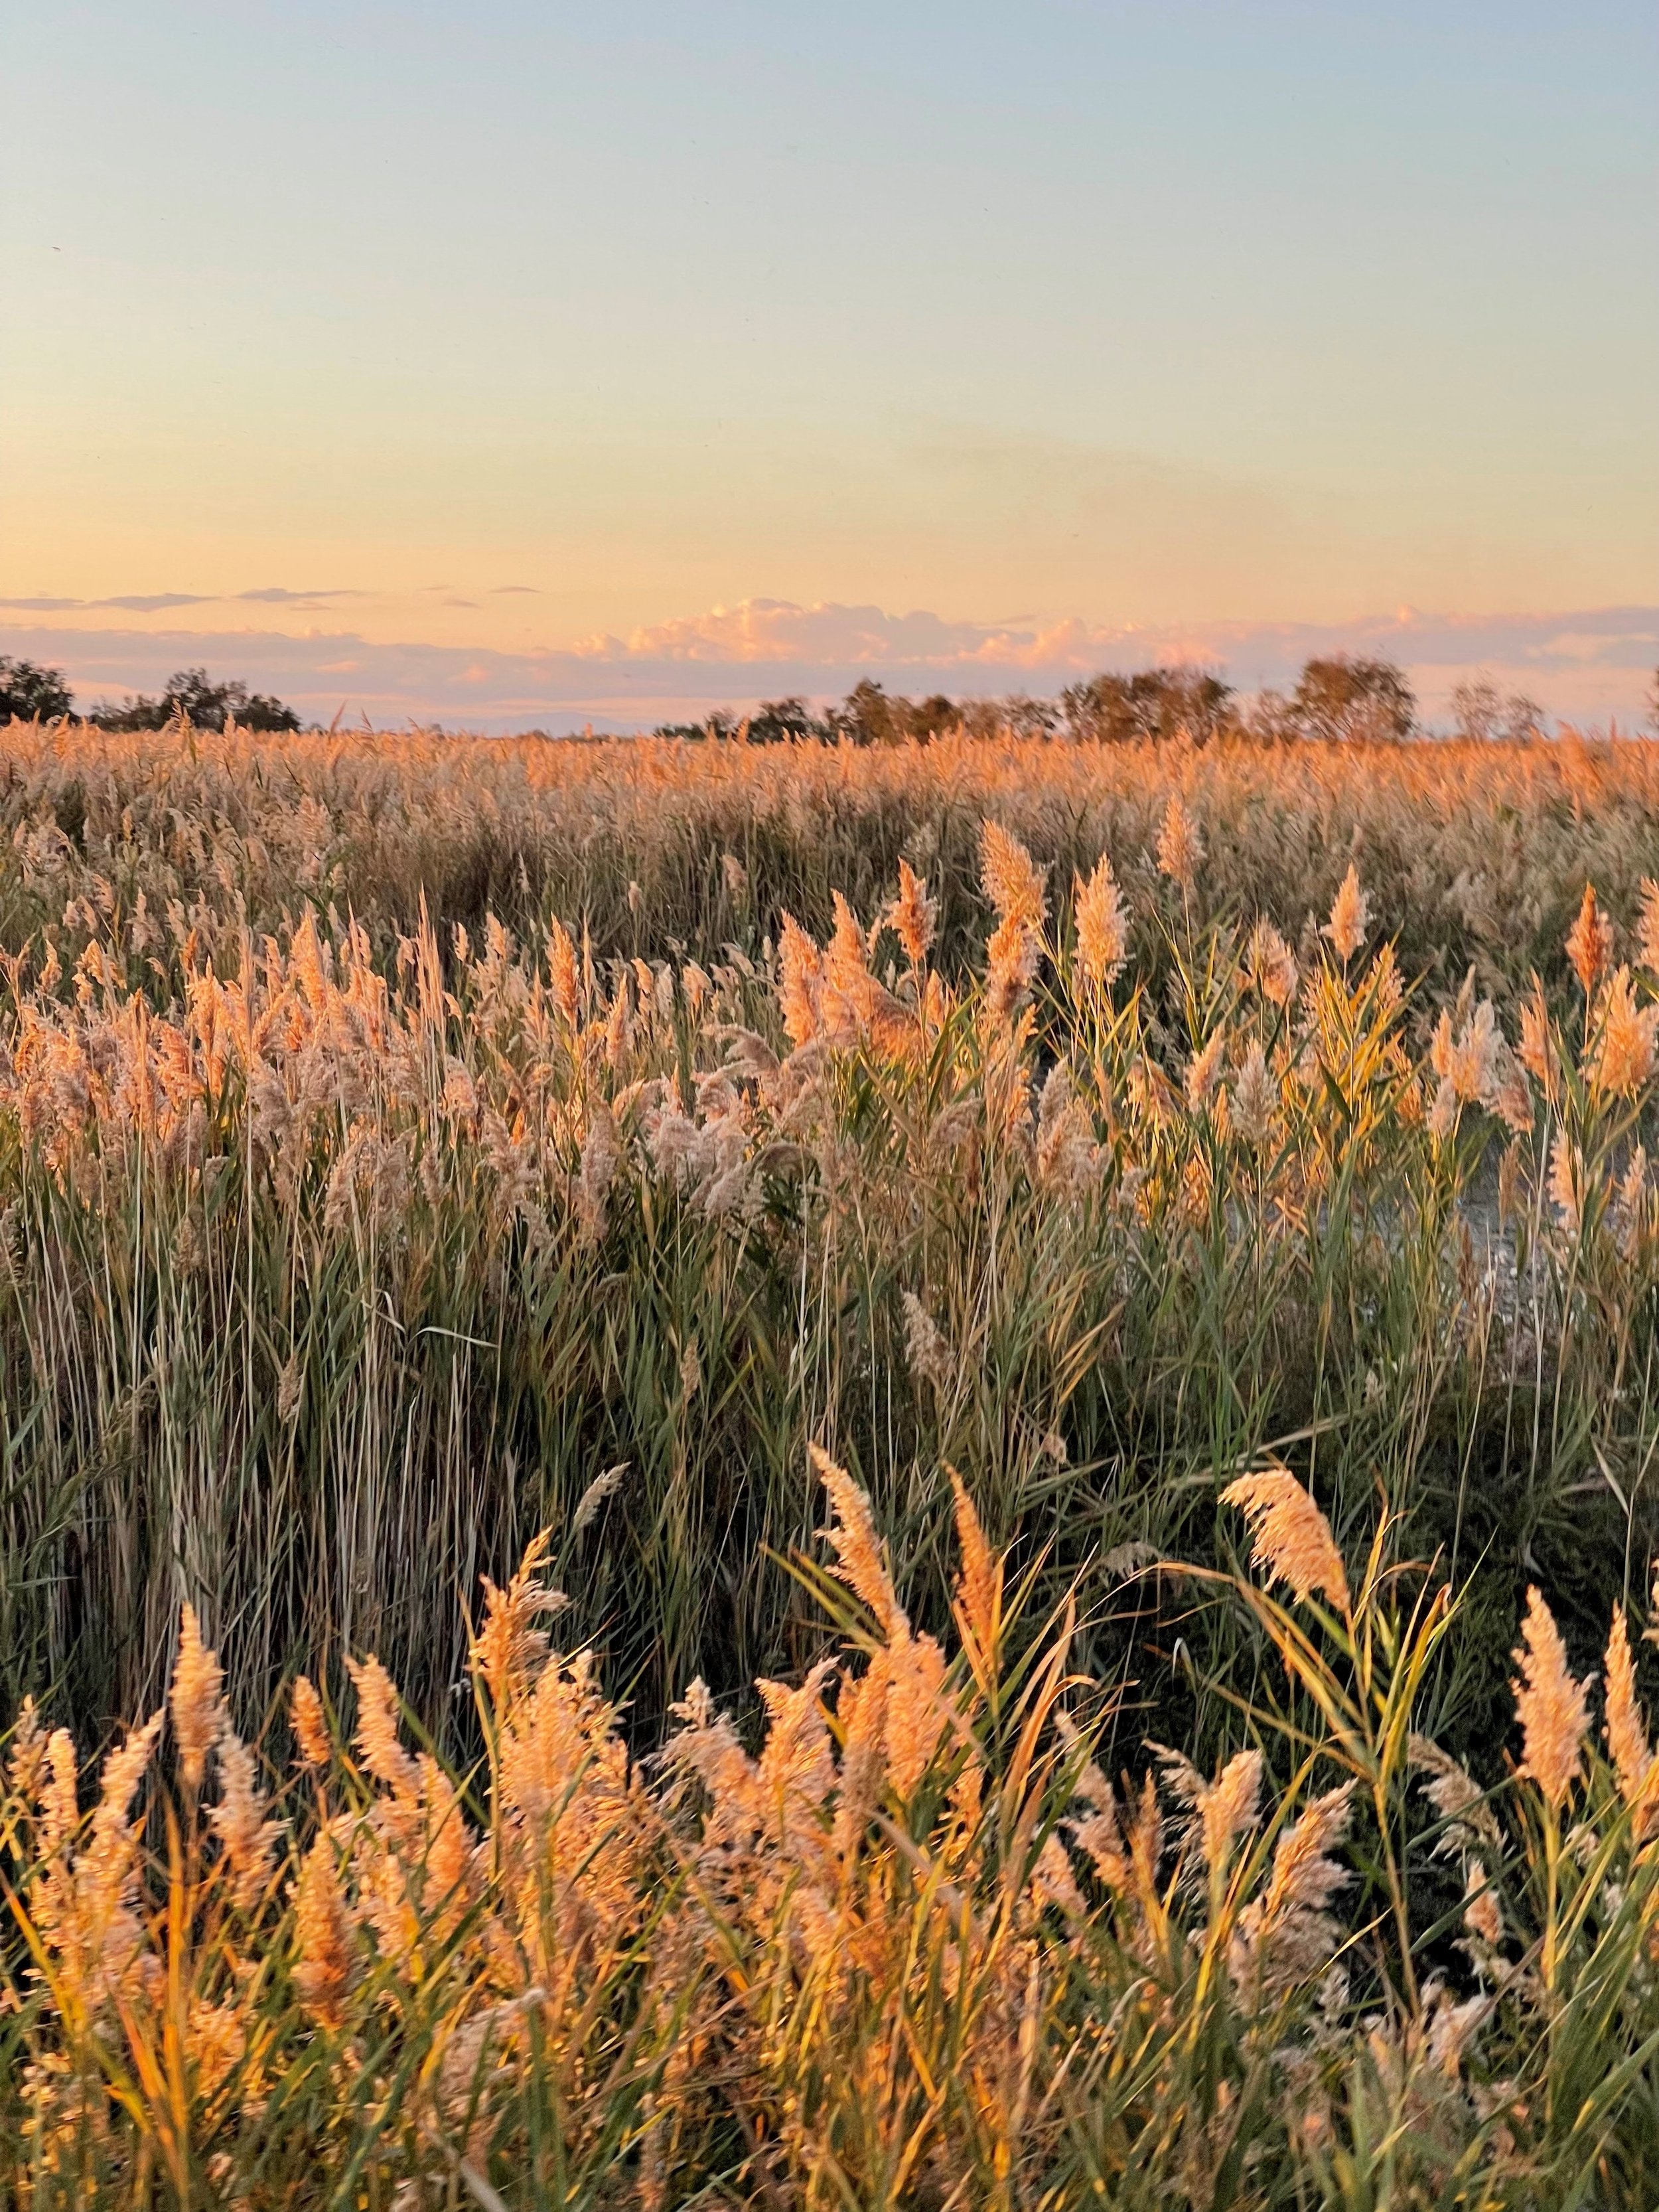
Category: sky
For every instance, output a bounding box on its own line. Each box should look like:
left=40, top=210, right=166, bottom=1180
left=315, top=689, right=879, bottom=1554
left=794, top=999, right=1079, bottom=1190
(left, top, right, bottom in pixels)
left=4, top=1, right=1656, bottom=731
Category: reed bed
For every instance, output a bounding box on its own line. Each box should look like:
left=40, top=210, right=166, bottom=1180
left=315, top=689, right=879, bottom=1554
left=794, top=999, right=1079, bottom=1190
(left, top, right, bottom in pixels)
left=7, top=715, right=1659, bottom=1001
left=10, top=1461, right=1659, bottom=2203
left=3, top=719, right=1659, bottom=2199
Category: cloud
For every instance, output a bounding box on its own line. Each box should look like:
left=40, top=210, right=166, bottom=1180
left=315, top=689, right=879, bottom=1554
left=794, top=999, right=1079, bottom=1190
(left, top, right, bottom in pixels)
left=234, top=587, right=358, bottom=604
left=3, top=599, right=1652, bottom=735
left=0, top=593, right=212, bottom=613
left=593, top=599, right=1042, bottom=666
left=0, top=597, right=104, bottom=613
left=0, top=587, right=356, bottom=615
left=571, top=598, right=1659, bottom=694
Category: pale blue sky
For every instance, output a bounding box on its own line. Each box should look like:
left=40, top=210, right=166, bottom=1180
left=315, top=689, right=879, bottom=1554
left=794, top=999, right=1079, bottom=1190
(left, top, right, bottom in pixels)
left=4, top=1, right=1655, bottom=713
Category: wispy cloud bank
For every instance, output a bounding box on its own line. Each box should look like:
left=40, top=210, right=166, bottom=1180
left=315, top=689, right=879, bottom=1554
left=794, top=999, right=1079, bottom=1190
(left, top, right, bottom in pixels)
left=585, top=599, right=1659, bottom=686
left=3, top=599, right=1653, bottom=735
left=0, top=588, right=358, bottom=615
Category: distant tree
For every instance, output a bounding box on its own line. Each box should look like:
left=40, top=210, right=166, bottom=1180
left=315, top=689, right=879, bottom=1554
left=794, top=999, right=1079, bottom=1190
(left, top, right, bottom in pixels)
left=1003, top=694, right=1060, bottom=739
left=1448, top=678, right=1546, bottom=743
left=1238, top=688, right=1301, bottom=744
left=1060, top=667, right=1234, bottom=745
left=956, top=693, right=1058, bottom=739
left=0, top=656, right=74, bottom=721
left=747, top=696, right=830, bottom=743
left=652, top=708, right=743, bottom=741
left=90, top=666, right=300, bottom=734
left=1289, top=655, right=1415, bottom=743
left=826, top=683, right=974, bottom=745
left=828, top=680, right=906, bottom=747
left=906, top=694, right=959, bottom=743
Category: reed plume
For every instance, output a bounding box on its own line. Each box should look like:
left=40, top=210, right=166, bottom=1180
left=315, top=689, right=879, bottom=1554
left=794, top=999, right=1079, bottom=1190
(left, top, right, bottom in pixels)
left=1222, top=1466, right=1350, bottom=1611
left=1512, top=1586, right=1590, bottom=1811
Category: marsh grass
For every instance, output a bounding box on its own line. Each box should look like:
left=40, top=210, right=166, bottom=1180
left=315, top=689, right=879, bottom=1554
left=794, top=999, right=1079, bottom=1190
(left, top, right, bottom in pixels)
left=0, top=787, right=1654, bottom=1772
left=7, top=717, right=1659, bottom=1005
left=3, top=727, right=1659, bottom=2197
left=10, top=1457, right=1659, bottom=2203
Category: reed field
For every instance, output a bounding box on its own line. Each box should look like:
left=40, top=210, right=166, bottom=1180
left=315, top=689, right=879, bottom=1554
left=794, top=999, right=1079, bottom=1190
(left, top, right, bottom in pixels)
left=8, top=715, right=1659, bottom=999
left=7, top=715, right=1659, bottom=2203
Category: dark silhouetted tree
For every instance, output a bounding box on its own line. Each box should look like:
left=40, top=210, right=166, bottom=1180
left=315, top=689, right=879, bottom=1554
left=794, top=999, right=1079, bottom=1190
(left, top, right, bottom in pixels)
left=90, top=667, right=300, bottom=734
left=1289, top=656, right=1415, bottom=743
left=1060, top=667, right=1234, bottom=745
left=828, top=680, right=906, bottom=746
left=907, top=694, right=958, bottom=742
left=825, top=684, right=972, bottom=745
left=1448, top=678, right=1545, bottom=743
left=956, top=693, right=1058, bottom=739
left=747, top=696, right=830, bottom=743
left=651, top=708, right=742, bottom=740
left=0, top=658, right=73, bottom=721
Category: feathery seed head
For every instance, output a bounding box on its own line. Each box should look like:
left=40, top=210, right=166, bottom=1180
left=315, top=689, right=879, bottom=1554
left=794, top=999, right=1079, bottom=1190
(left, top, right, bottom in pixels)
left=346, top=1655, right=421, bottom=1799
left=1605, top=1605, right=1653, bottom=1806
left=1322, top=865, right=1371, bottom=964
left=293, top=1837, right=353, bottom=2031
left=1614, top=1147, right=1651, bottom=1262
left=209, top=1728, right=281, bottom=1913
left=290, top=1674, right=331, bottom=1769
left=1161, top=1746, right=1264, bottom=1873
left=985, top=910, right=1041, bottom=1023
left=470, top=1529, right=565, bottom=1716
left=575, top=1103, right=621, bottom=1243
left=171, top=1604, right=224, bottom=1791
left=1073, top=854, right=1128, bottom=995
left=1638, top=877, right=1659, bottom=979
left=1156, top=792, right=1203, bottom=886
left=979, top=820, right=1047, bottom=929
left=901, top=1291, right=953, bottom=1395
left=1222, top=1466, right=1350, bottom=1610
left=885, top=859, right=938, bottom=968
left=1463, top=1862, right=1503, bottom=1951
left=1518, top=982, right=1555, bottom=1086
left=1590, top=968, right=1658, bottom=1098
left=547, top=919, right=581, bottom=1029
left=1547, top=1134, right=1581, bottom=1231
left=812, top=1443, right=904, bottom=1641
left=776, top=911, right=822, bottom=1048
left=1232, top=1042, right=1277, bottom=1146
left=1512, top=1585, right=1590, bottom=1811
left=1204, top=1748, right=1264, bottom=1871
left=1410, top=1734, right=1502, bottom=1857
left=572, top=1460, right=627, bottom=1538
left=1566, top=883, right=1613, bottom=999
left=1185, top=1029, right=1226, bottom=1110
left=948, top=1469, right=999, bottom=1666
left=1259, top=1782, right=1353, bottom=1923
left=7, top=1695, right=46, bottom=1806
left=1247, top=919, right=1299, bottom=1007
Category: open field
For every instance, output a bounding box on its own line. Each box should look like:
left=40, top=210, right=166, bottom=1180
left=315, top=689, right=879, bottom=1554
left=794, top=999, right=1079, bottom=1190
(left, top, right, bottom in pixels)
left=6, top=718, right=1659, bottom=2201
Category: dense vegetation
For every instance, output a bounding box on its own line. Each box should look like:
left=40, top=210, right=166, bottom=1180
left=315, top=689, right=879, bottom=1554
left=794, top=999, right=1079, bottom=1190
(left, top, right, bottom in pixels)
left=4, top=717, right=1659, bottom=2203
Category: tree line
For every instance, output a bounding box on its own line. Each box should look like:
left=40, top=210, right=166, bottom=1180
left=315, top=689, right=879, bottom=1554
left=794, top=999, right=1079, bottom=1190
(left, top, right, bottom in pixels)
left=656, top=656, right=1566, bottom=746
left=0, top=661, right=300, bottom=732
left=3, top=650, right=1650, bottom=744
